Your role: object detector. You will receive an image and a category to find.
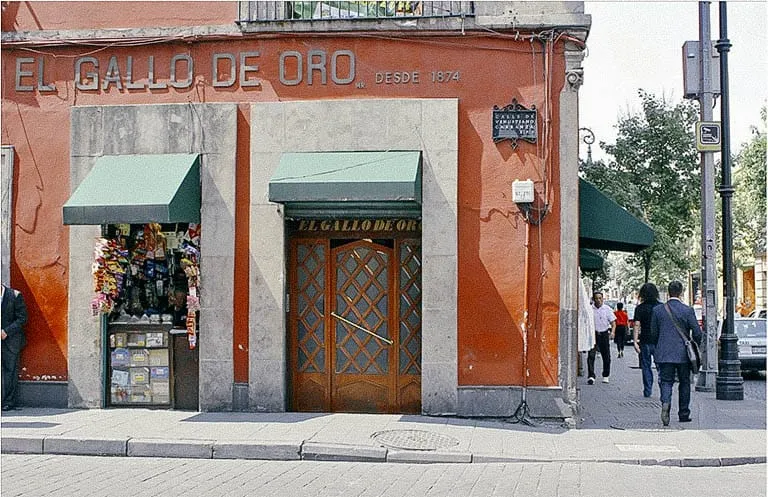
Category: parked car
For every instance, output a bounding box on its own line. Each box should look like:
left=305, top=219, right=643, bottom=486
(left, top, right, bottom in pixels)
left=625, top=303, right=636, bottom=321
left=623, top=303, right=636, bottom=345
left=693, top=304, right=703, bottom=328
left=748, top=308, right=767, bottom=319
left=718, top=318, right=767, bottom=373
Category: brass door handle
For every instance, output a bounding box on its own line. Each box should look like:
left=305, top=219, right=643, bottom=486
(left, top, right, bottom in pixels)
left=331, top=312, right=393, bottom=345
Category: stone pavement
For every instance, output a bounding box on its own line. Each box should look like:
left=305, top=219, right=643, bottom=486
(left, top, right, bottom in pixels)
left=1, top=352, right=765, bottom=466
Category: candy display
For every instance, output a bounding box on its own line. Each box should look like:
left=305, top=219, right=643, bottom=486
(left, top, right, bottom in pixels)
left=178, top=229, right=201, bottom=350
left=91, top=238, right=128, bottom=316
left=99, top=222, right=202, bottom=407
left=91, top=223, right=201, bottom=328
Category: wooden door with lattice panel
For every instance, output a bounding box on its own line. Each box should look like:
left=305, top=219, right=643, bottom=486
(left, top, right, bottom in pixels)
left=289, top=239, right=331, bottom=411
left=331, top=240, right=394, bottom=412
left=396, top=239, right=422, bottom=413
left=289, top=237, right=421, bottom=413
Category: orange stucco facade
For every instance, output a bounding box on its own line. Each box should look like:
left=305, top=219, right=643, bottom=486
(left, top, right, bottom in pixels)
left=2, top=2, right=579, bottom=406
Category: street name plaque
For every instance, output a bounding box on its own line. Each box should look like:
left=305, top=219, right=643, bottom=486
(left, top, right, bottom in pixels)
left=492, top=99, right=537, bottom=148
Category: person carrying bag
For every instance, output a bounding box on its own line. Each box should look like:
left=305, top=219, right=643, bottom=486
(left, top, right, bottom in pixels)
left=665, top=303, right=701, bottom=373
left=650, top=281, right=703, bottom=426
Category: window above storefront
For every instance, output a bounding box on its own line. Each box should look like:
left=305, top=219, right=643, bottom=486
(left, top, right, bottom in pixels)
left=240, top=1, right=474, bottom=21
left=238, top=1, right=475, bottom=32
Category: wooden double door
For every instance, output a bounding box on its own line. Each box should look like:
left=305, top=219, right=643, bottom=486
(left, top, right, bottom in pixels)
left=288, top=237, right=422, bottom=413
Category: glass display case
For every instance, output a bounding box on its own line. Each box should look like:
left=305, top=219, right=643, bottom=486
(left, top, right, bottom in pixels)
left=109, top=323, right=171, bottom=406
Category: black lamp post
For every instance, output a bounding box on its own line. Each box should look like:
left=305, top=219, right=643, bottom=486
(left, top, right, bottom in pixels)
left=715, top=0, right=743, bottom=400
left=579, top=127, right=595, bottom=166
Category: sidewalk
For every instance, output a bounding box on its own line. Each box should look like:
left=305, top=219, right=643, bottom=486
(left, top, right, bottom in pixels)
left=2, top=353, right=765, bottom=466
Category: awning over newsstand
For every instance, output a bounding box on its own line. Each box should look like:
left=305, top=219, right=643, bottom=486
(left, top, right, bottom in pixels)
left=579, top=248, right=605, bottom=271
left=268, top=151, right=422, bottom=218
left=579, top=178, right=654, bottom=253
left=63, top=154, right=201, bottom=225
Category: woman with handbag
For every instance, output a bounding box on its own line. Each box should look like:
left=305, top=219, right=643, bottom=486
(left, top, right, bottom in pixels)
left=650, top=280, right=703, bottom=426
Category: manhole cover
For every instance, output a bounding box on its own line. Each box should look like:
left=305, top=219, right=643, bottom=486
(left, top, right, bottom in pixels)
left=371, top=430, right=461, bottom=451
left=618, top=400, right=662, bottom=408
left=610, top=421, right=682, bottom=432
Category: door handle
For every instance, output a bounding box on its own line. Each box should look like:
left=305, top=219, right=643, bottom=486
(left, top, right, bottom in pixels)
left=331, top=312, right=393, bottom=345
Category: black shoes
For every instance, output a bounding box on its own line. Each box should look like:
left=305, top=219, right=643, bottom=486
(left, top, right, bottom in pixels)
left=1, top=405, right=16, bottom=411
left=661, top=403, right=671, bottom=426
left=658, top=403, right=691, bottom=425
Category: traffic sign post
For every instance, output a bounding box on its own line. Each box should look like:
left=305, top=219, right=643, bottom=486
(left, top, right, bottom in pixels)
left=683, top=3, right=722, bottom=394
left=696, top=121, right=721, bottom=152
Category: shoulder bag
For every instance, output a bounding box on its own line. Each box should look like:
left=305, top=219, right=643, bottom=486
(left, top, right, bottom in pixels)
left=664, top=303, right=701, bottom=372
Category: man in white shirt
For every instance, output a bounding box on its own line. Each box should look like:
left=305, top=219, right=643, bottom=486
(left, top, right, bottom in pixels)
left=587, top=291, right=616, bottom=384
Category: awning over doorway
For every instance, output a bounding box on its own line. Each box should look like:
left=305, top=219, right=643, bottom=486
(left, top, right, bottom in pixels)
left=63, top=154, right=201, bottom=225
left=579, top=178, right=654, bottom=253
left=269, top=151, right=422, bottom=217
left=579, top=248, right=605, bottom=271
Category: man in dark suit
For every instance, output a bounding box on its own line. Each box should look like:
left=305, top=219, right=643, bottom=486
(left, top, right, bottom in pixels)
left=2, top=283, right=28, bottom=411
left=651, top=280, right=703, bottom=426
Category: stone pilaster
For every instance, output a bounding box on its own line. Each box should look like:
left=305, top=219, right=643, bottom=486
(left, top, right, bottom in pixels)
left=559, top=42, right=586, bottom=411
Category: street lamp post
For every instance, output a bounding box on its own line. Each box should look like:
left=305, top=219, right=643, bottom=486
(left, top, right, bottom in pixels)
left=579, top=127, right=595, bottom=166
left=714, top=0, right=744, bottom=400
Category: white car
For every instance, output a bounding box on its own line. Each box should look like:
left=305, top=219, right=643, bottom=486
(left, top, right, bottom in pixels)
left=718, top=318, right=767, bottom=373
left=748, top=308, right=766, bottom=319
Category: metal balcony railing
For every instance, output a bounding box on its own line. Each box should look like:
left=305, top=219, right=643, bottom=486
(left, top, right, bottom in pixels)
left=240, top=1, right=474, bottom=22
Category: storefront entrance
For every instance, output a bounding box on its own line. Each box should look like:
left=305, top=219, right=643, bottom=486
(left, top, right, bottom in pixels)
left=288, top=224, right=422, bottom=413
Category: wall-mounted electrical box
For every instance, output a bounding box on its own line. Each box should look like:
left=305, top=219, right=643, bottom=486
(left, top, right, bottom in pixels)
left=512, top=179, right=535, bottom=203
left=682, top=40, right=721, bottom=99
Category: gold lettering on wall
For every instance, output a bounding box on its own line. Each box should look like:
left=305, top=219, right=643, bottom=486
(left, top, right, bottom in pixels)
left=295, top=218, right=421, bottom=233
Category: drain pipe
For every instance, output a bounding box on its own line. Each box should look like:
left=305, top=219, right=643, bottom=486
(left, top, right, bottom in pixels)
left=511, top=208, right=536, bottom=426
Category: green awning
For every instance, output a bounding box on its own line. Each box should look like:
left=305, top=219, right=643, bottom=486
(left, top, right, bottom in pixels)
left=579, top=178, right=654, bottom=252
left=63, top=154, right=200, bottom=225
left=579, top=248, right=604, bottom=271
left=269, top=151, right=422, bottom=217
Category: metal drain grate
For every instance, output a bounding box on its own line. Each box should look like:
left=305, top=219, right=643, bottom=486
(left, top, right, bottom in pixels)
left=618, top=400, right=662, bottom=408
left=371, top=430, right=461, bottom=451
left=610, top=421, right=682, bottom=432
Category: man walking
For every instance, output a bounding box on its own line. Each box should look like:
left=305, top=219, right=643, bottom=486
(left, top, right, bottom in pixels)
left=633, top=282, right=661, bottom=397
left=587, top=291, right=616, bottom=384
left=651, top=280, right=702, bottom=426
left=2, top=283, right=28, bottom=411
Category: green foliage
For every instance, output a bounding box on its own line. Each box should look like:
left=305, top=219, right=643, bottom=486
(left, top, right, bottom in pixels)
left=580, top=90, right=701, bottom=285
left=732, top=107, right=767, bottom=265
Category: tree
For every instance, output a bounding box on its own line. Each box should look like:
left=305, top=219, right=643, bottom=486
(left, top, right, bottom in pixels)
left=732, top=107, right=767, bottom=267
left=580, top=90, right=701, bottom=284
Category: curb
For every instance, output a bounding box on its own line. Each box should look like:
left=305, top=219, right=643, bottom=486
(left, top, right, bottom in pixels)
left=1, top=436, right=765, bottom=467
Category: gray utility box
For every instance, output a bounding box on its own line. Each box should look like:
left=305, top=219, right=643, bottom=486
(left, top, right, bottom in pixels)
left=682, top=41, right=721, bottom=99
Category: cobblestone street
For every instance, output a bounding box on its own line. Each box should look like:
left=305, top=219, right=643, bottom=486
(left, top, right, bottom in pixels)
left=1, top=454, right=765, bottom=497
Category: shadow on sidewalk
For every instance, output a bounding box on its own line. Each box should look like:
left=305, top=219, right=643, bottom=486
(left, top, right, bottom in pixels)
left=576, top=349, right=767, bottom=431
